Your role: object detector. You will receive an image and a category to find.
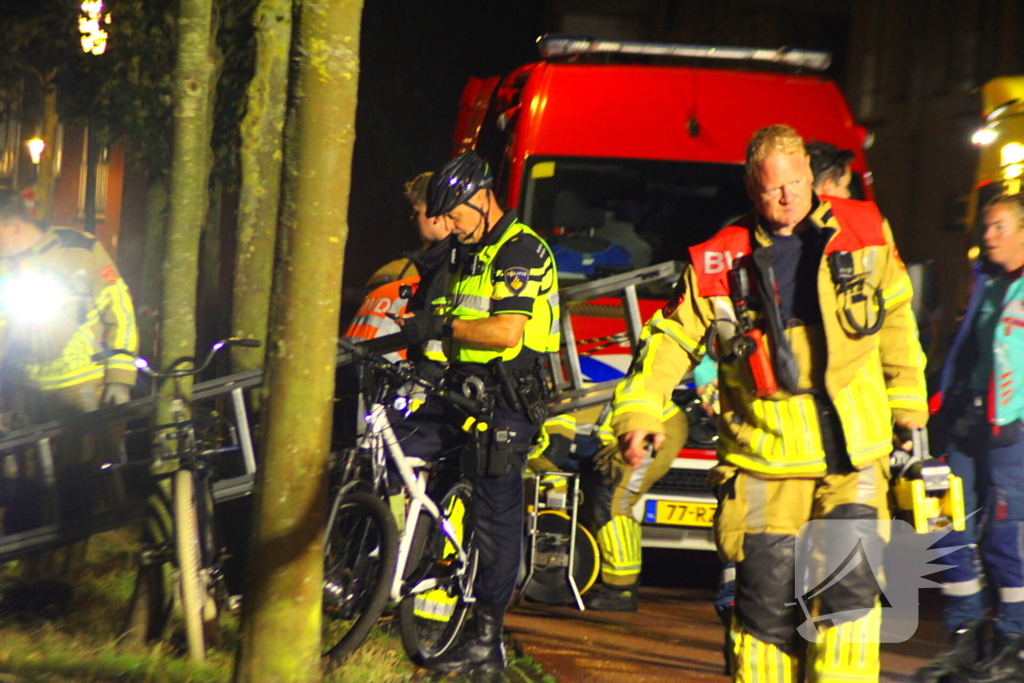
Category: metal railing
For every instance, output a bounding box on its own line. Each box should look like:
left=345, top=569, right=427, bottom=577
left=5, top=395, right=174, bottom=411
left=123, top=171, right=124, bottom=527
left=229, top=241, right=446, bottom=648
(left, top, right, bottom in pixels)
left=0, top=342, right=385, bottom=563
left=0, top=264, right=683, bottom=561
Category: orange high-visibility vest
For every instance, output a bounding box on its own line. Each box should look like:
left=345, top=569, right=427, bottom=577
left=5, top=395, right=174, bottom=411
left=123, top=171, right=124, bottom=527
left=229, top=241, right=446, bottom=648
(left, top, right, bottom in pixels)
left=344, top=276, right=419, bottom=361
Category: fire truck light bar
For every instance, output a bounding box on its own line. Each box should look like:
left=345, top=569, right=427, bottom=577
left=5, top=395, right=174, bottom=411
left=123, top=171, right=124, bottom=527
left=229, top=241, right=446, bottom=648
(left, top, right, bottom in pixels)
left=537, top=35, right=832, bottom=72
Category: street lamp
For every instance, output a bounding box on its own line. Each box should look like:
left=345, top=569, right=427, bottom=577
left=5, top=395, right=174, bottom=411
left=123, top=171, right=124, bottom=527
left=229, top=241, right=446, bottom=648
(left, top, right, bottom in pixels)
left=26, top=138, right=45, bottom=165
left=79, top=1, right=110, bottom=56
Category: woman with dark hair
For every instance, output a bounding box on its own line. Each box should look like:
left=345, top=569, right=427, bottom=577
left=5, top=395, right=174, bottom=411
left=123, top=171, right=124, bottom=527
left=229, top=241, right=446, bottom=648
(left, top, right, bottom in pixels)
left=919, top=193, right=1024, bottom=683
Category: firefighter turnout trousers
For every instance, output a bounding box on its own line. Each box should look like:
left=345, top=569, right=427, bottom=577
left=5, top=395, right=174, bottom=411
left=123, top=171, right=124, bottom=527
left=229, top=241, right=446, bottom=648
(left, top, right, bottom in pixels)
left=712, top=457, right=890, bottom=683
left=588, top=406, right=687, bottom=587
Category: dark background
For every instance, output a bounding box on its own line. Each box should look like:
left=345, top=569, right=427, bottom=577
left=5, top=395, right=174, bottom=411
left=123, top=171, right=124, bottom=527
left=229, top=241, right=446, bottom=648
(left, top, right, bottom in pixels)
left=4, top=0, right=1024, bottom=346
left=345, top=0, right=548, bottom=282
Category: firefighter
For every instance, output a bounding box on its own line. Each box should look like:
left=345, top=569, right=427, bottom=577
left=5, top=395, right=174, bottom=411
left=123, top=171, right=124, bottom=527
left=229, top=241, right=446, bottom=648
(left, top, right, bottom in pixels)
left=0, top=188, right=137, bottom=600
left=612, top=125, right=927, bottom=683
left=581, top=398, right=686, bottom=610
left=585, top=350, right=715, bottom=610
left=916, top=194, right=1024, bottom=683
left=395, top=151, right=559, bottom=675
left=524, top=352, right=716, bottom=611
left=713, top=137, right=856, bottom=676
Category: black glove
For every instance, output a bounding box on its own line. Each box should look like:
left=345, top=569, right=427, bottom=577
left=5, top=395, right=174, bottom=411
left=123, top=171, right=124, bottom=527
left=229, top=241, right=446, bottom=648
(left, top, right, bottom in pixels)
left=399, top=314, right=445, bottom=346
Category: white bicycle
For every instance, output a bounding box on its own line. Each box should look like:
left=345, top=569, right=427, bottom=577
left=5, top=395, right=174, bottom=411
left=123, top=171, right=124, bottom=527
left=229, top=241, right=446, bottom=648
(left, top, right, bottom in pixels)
left=322, top=340, right=482, bottom=671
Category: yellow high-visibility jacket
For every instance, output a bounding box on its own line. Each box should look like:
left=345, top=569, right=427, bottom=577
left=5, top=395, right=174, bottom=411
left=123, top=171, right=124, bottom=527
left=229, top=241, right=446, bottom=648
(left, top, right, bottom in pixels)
left=611, top=197, right=928, bottom=477
left=0, top=227, right=138, bottom=390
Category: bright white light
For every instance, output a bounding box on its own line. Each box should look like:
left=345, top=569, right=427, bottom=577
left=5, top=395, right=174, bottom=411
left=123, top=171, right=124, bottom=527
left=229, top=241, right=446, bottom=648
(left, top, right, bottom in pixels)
left=26, top=138, right=45, bottom=164
left=79, top=1, right=109, bottom=55
left=1002, top=142, right=1024, bottom=166
left=973, top=128, right=997, bottom=145
left=134, top=357, right=150, bottom=370
left=1005, top=164, right=1023, bottom=179
left=0, top=273, right=66, bottom=324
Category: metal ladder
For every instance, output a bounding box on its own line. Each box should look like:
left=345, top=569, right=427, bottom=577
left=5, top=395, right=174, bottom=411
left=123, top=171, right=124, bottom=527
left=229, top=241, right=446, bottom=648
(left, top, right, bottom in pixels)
left=548, top=260, right=683, bottom=416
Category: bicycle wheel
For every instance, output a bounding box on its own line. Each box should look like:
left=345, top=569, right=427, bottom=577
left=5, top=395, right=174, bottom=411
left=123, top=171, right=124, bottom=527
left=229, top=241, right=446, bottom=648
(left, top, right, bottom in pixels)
left=322, top=491, right=398, bottom=671
left=174, top=469, right=207, bottom=662
left=123, top=488, right=174, bottom=646
left=398, top=482, right=477, bottom=664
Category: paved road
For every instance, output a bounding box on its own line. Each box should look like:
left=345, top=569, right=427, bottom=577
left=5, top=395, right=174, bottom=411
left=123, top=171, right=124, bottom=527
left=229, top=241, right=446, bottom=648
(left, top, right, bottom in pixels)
left=507, top=551, right=946, bottom=683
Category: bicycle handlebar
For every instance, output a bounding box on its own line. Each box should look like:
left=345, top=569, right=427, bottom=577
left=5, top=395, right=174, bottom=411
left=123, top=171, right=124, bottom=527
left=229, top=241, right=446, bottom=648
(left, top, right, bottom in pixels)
left=338, top=335, right=484, bottom=415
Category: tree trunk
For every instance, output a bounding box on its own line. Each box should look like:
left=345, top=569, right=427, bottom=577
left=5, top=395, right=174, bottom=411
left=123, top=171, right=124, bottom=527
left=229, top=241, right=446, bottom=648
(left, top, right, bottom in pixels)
left=230, top=0, right=292, bottom=374
left=33, top=71, right=58, bottom=222
left=160, top=0, right=217, bottom=411
left=139, top=178, right=169, bottom=360
left=234, top=0, right=363, bottom=680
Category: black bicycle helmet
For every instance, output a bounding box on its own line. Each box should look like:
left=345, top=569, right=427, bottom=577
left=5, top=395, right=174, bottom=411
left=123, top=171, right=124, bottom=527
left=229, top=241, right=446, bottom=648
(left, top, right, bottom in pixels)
left=425, top=151, right=494, bottom=218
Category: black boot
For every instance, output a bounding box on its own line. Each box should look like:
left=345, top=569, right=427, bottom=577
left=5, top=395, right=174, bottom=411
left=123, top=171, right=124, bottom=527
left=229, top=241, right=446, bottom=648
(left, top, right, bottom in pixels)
left=583, top=583, right=638, bottom=612
left=915, top=621, right=983, bottom=683
left=423, top=601, right=507, bottom=674
left=958, top=632, right=1024, bottom=683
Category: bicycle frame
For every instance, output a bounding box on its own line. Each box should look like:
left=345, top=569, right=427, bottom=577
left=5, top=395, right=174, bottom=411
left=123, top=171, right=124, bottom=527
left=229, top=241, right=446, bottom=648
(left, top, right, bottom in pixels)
left=328, top=401, right=473, bottom=604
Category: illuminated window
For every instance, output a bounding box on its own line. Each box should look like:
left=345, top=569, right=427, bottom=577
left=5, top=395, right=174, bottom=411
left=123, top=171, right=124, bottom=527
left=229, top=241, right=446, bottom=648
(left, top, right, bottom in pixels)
left=77, top=126, right=109, bottom=219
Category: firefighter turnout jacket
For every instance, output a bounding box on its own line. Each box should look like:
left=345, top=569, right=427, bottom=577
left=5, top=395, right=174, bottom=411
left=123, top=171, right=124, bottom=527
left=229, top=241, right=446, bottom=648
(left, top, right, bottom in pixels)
left=612, top=196, right=929, bottom=477
left=0, top=227, right=138, bottom=390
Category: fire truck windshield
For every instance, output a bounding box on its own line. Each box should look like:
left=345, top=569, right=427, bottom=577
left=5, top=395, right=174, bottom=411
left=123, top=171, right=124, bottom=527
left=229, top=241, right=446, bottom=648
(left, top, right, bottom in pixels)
left=520, top=156, right=750, bottom=278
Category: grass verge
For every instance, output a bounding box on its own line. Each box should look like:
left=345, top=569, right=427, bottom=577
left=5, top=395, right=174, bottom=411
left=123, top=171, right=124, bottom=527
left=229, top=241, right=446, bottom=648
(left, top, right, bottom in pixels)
left=0, top=529, right=420, bottom=682
left=0, top=530, right=556, bottom=682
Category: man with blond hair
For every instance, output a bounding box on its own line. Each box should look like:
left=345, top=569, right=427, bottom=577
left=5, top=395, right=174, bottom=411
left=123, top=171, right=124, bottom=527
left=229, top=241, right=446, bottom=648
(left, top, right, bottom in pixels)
left=612, top=125, right=927, bottom=682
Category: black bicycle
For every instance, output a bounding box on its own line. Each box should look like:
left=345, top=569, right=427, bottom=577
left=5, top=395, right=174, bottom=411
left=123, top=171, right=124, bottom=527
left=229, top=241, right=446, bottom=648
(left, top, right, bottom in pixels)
left=102, top=338, right=259, bottom=662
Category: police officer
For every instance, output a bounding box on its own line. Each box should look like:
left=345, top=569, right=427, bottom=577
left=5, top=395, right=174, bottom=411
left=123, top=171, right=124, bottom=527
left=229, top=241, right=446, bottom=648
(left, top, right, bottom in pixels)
left=396, top=151, right=559, bottom=675
left=0, top=188, right=137, bottom=599
left=612, top=125, right=927, bottom=683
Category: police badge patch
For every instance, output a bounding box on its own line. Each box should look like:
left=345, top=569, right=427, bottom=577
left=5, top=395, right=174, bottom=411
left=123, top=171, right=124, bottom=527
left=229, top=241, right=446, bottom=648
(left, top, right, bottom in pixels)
left=504, top=267, right=529, bottom=294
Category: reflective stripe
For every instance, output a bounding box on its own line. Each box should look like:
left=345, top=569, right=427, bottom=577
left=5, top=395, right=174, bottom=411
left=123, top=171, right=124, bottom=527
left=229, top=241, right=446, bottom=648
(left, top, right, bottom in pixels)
left=1001, top=586, right=1024, bottom=603
left=943, top=578, right=983, bottom=597
left=451, top=293, right=492, bottom=314
left=413, top=592, right=457, bottom=621
left=882, top=278, right=913, bottom=307
left=721, top=565, right=736, bottom=584
left=597, top=517, right=642, bottom=578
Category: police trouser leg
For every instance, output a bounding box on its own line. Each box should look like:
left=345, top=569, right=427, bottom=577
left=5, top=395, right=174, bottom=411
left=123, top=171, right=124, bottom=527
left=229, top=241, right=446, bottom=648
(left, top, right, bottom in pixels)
left=471, top=409, right=534, bottom=606
left=980, top=438, right=1024, bottom=636
left=939, top=445, right=986, bottom=633
left=593, top=409, right=686, bottom=587
left=713, top=458, right=889, bottom=683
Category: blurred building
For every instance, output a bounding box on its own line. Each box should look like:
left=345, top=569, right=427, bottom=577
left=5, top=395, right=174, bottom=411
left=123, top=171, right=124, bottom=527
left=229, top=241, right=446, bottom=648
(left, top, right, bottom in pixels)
left=0, top=75, right=139, bottom=260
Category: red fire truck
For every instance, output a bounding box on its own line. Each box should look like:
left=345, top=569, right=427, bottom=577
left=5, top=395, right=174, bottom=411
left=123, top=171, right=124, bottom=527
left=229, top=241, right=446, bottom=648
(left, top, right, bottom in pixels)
left=453, top=36, right=872, bottom=552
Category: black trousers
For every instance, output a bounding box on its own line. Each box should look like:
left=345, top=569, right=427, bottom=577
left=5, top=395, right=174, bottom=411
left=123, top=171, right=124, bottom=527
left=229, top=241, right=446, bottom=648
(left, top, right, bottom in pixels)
left=392, top=396, right=535, bottom=606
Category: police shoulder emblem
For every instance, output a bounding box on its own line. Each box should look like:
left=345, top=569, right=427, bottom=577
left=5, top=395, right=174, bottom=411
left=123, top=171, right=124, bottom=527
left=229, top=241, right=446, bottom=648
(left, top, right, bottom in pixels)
left=504, top=267, right=529, bottom=294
